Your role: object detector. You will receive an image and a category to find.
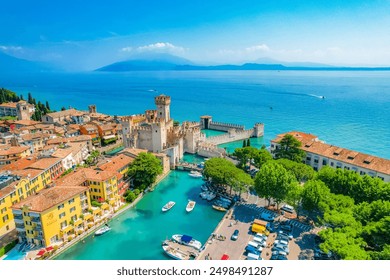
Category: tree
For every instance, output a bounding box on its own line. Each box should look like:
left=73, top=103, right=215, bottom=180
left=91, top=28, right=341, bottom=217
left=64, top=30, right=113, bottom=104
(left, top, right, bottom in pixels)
left=274, top=134, right=305, bottom=162
left=125, top=191, right=136, bottom=203
left=252, top=149, right=273, bottom=168
left=28, top=92, right=33, bottom=104
left=276, top=158, right=315, bottom=182
left=242, top=140, right=246, bottom=148
left=246, top=138, right=251, bottom=147
left=233, top=146, right=258, bottom=169
left=254, top=161, right=296, bottom=207
left=301, top=180, right=331, bottom=214
left=203, top=157, right=253, bottom=196
left=285, top=181, right=303, bottom=217
left=45, top=101, right=51, bottom=111
left=128, top=152, right=163, bottom=191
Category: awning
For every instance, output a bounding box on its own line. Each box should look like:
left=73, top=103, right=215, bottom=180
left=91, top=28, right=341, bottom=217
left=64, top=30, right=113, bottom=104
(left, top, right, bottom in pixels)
left=46, top=246, right=54, bottom=251
left=181, top=235, right=193, bottom=243
left=74, top=219, right=83, bottom=226
left=37, top=249, right=46, bottom=256
left=101, top=203, right=109, bottom=210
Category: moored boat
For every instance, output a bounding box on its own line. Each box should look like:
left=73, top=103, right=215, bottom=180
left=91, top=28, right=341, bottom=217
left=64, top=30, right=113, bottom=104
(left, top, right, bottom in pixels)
left=95, top=225, right=111, bottom=236
left=186, top=200, right=196, bottom=212
left=188, top=171, right=202, bottom=178
left=172, top=234, right=202, bottom=250
left=162, top=242, right=197, bottom=260
left=212, top=205, right=227, bottom=212
left=162, top=201, right=175, bottom=212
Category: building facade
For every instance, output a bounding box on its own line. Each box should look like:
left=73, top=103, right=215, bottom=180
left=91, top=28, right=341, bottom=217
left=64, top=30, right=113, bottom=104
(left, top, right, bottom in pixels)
left=270, top=131, right=390, bottom=182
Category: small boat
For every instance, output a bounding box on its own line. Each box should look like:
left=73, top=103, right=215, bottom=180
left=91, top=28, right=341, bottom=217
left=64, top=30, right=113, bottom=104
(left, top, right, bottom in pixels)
left=186, top=200, right=196, bottom=212
left=188, top=171, right=202, bottom=178
left=162, top=243, right=197, bottom=260
left=95, top=225, right=111, bottom=236
left=162, top=201, right=175, bottom=212
left=200, top=184, right=208, bottom=192
left=212, top=205, right=227, bottom=212
left=172, top=234, right=202, bottom=250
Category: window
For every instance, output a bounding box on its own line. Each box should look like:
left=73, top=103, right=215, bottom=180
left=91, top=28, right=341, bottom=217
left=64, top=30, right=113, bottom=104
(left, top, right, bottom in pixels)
left=68, top=198, right=75, bottom=204
left=330, top=162, right=334, bottom=167
left=0, top=207, right=6, bottom=214
left=59, top=212, right=66, bottom=219
left=360, top=171, right=366, bottom=175
left=58, top=204, right=64, bottom=210
left=314, top=159, right=319, bottom=164
left=60, top=221, right=67, bottom=229
left=70, top=206, right=76, bottom=213
left=378, top=176, right=384, bottom=181
left=306, top=157, right=311, bottom=161
left=2, top=214, right=9, bottom=222
left=344, top=166, right=350, bottom=170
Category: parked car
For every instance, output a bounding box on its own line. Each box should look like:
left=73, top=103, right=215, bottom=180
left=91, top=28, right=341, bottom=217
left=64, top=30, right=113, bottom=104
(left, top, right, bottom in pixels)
left=276, top=234, right=290, bottom=242
left=247, top=252, right=261, bottom=260
left=248, top=241, right=263, bottom=250
left=280, top=224, right=293, bottom=232
left=272, top=244, right=289, bottom=254
left=253, top=237, right=267, bottom=247
left=231, top=229, right=239, bottom=240
left=281, top=204, right=294, bottom=213
left=278, top=231, right=293, bottom=239
left=272, top=250, right=287, bottom=256
left=270, top=254, right=288, bottom=260
left=274, top=239, right=288, bottom=246
left=245, top=245, right=261, bottom=256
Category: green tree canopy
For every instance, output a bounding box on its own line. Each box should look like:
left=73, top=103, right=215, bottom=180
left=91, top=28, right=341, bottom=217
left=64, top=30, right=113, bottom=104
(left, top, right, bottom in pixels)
left=128, top=152, right=163, bottom=191
left=203, top=157, right=253, bottom=195
left=301, top=179, right=331, bottom=213
left=254, top=161, right=296, bottom=206
left=273, top=134, right=305, bottom=162
left=276, top=158, right=315, bottom=182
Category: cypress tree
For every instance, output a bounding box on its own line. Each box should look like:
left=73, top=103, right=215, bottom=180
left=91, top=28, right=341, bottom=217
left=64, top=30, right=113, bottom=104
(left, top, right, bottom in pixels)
left=247, top=138, right=251, bottom=147
left=242, top=140, right=246, bottom=147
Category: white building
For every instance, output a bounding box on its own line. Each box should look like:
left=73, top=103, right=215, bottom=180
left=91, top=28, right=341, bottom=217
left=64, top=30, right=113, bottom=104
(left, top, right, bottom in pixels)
left=270, top=131, right=390, bottom=182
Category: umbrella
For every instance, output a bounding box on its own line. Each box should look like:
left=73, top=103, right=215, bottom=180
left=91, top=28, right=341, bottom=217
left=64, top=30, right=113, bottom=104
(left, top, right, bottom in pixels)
left=37, top=249, right=46, bottom=256
left=46, top=246, right=54, bottom=252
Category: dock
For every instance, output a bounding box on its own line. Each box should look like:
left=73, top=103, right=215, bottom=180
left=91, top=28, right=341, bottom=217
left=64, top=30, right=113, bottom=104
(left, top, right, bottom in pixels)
left=175, top=162, right=203, bottom=172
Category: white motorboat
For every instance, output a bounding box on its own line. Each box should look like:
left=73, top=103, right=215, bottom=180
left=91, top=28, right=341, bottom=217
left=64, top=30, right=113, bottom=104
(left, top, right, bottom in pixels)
left=162, top=201, right=175, bottom=212
left=188, top=171, right=202, bottom=178
left=95, top=225, right=111, bottom=236
left=162, top=243, right=197, bottom=260
left=172, top=234, right=202, bottom=250
left=186, top=200, right=196, bottom=212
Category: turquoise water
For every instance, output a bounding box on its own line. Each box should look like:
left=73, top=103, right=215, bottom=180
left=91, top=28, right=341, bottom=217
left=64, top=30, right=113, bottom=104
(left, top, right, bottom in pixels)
left=55, top=170, right=224, bottom=260
left=201, top=129, right=226, bottom=138
left=3, top=247, right=26, bottom=260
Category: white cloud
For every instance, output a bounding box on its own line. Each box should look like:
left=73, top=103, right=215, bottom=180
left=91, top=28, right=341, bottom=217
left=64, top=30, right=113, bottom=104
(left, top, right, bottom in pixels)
left=0, top=45, right=23, bottom=52
left=136, top=42, right=185, bottom=53
left=245, top=44, right=270, bottom=53
left=121, top=46, right=133, bottom=52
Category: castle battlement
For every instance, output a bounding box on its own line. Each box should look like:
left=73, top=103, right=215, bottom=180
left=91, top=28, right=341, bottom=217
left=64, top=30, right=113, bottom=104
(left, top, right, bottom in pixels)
left=132, top=125, right=152, bottom=132
left=154, top=94, right=171, bottom=105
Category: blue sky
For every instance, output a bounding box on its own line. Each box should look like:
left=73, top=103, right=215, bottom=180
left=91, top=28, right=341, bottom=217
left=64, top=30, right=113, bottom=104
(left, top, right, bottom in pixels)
left=1, top=0, right=390, bottom=70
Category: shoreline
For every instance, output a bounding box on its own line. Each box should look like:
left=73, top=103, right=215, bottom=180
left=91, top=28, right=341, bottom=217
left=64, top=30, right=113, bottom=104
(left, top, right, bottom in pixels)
left=47, top=169, right=172, bottom=260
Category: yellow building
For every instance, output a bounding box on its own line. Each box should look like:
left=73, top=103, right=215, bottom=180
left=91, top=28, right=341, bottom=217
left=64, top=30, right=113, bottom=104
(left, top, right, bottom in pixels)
left=57, top=168, right=120, bottom=208
left=11, top=185, right=91, bottom=247
left=0, top=175, right=30, bottom=237
left=0, top=168, right=52, bottom=238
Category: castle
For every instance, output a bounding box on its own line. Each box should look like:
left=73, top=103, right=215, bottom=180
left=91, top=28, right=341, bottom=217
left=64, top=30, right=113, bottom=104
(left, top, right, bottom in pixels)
left=120, top=94, right=264, bottom=168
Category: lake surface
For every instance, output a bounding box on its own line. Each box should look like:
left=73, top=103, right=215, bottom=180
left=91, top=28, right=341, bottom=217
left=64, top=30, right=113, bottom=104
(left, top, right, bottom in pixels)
left=3, top=70, right=389, bottom=159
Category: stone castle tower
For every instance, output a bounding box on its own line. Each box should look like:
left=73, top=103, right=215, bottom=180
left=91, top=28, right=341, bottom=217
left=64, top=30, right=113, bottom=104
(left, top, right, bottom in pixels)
left=88, top=105, right=97, bottom=114
left=155, top=95, right=171, bottom=123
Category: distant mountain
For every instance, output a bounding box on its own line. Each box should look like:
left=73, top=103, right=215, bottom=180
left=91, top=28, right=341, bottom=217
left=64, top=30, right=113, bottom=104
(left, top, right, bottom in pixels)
left=96, top=54, right=390, bottom=72
left=0, top=52, right=51, bottom=73
left=96, top=53, right=193, bottom=71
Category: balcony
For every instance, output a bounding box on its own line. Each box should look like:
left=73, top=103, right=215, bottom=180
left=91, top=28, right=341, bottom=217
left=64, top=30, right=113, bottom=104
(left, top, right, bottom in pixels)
left=15, top=223, right=25, bottom=230
left=13, top=214, right=23, bottom=221
left=31, top=217, right=41, bottom=223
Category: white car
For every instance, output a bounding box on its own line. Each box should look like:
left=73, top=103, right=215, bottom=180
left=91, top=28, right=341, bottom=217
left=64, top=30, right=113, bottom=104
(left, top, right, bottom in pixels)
left=272, top=250, right=287, bottom=256
left=281, top=204, right=294, bottom=213
left=248, top=241, right=263, bottom=251
left=274, top=239, right=288, bottom=246
left=253, top=237, right=267, bottom=247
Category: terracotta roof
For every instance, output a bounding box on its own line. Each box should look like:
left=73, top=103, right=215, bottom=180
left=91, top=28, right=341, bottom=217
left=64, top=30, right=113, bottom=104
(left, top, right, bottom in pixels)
left=57, top=168, right=116, bottom=186
left=51, top=148, right=73, bottom=159
left=12, top=168, right=43, bottom=179
left=0, top=157, right=37, bottom=171
left=45, top=109, right=86, bottom=119
left=272, top=131, right=390, bottom=175
left=25, top=157, right=62, bottom=170
left=52, top=143, right=86, bottom=159
left=0, top=181, right=18, bottom=200
left=99, top=124, right=115, bottom=131
left=0, top=146, right=29, bottom=156
left=14, top=120, right=40, bottom=126
left=97, top=154, right=133, bottom=173
left=0, top=102, right=17, bottom=108
left=271, top=131, right=318, bottom=145
left=21, top=133, right=52, bottom=141
left=120, top=148, right=148, bottom=159
left=12, top=185, right=88, bottom=212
